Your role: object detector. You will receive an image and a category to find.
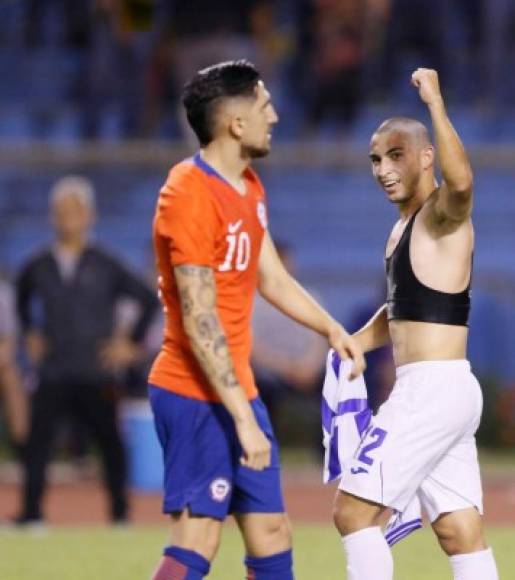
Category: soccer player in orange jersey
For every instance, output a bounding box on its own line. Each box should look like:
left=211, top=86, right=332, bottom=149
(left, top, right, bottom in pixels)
left=148, top=60, right=365, bottom=580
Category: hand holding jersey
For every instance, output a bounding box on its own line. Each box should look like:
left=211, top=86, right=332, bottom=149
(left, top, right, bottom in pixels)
left=327, top=323, right=365, bottom=381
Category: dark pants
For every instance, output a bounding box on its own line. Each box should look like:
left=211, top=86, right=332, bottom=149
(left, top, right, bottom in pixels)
left=21, top=380, right=128, bottom=522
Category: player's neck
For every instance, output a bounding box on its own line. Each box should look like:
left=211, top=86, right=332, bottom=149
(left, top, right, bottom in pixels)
left=398, top=176, right=437, bottom=219
left=200, top=144, right=249, bottom=194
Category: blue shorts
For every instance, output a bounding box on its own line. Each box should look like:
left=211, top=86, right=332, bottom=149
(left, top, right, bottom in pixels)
left=148, top=385, right=285, bottom=520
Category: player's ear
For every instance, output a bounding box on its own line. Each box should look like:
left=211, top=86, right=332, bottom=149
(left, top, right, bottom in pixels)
left=229, top=115, right=245, bottom=139
left=421, top=145, right=434, bottom=171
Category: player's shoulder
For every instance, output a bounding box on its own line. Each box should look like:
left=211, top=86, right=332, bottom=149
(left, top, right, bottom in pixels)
left=161, top=157, right=211, bottom=200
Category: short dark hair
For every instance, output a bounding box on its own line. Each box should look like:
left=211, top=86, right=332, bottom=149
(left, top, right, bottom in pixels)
left=374, top=117, right=432, bottom=148
left=182, top=60, right=261, bottom=146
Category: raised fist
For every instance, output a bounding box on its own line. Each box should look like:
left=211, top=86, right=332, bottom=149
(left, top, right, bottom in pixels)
left=411, top=68, right=443, bottom=106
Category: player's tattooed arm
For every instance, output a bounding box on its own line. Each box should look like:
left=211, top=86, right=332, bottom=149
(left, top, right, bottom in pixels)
left=174, top=264, right=272, bottom=471
left=174, top=265, right=239, bottom=390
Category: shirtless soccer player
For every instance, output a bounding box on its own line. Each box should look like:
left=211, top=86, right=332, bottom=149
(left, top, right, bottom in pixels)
left=333, top=69, right=499, bottom=580
left=148, top=60, right=365, bottom=580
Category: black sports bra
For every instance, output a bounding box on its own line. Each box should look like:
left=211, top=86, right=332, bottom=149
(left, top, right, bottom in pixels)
left=385, top=209, right=471, bottom=326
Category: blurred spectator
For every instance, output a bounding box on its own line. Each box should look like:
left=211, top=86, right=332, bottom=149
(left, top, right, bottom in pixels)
left=295, top=0, right=366, bottom=135
left=154, top=0, right=274, bottom=139
left=251, top=242, right=327, bottom=432
left=378, top=0, right=447, bottom=99
left=15, top=176, right=158, bottom=526
left=167, top=0, right=272, bottom=85
left=482, top=0, right=515, bottom=112
left=0, top=274, right=27, bottom=447
left=23, top=0, right=91, bottom=49
left=79, top=0, right=156, bottom=138
left=114, top=241, right=164, bottom=399
left=444, top=0, right=482, bottom=103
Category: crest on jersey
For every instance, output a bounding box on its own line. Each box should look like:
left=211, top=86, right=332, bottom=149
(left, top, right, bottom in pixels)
left=257, top=201, right=268, bottom=229
left=209, top=478, right=231, bottom=502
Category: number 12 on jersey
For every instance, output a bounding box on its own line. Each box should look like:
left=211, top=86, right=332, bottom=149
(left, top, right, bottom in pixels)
left=357, top=426, right=388, bottom=466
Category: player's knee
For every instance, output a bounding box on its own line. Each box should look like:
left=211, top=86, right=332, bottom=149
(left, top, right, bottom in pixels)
left=179, top=534, right=220, bottom=561
left=251, top=514, right=292, bottom=557
left=437, top=529, right=485, bottom=556
left=434, top=513, right=486, bottom=556
left=201, top=531, right=222, bottom=560
left=260, top=513, right=292, bottom=553
left=174, top=517, right=222, bottom=561
left=240, top=513, right=292, bottom=558
left=333, top=501, right=359, bottom=535
left=333, top=493, right=380, bottom=536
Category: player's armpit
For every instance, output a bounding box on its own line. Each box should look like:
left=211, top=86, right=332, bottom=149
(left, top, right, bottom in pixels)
left=430, top=182, right=473, bottom=228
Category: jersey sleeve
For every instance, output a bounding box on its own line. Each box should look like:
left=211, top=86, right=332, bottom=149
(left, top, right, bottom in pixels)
left=155, top=171, right=219, bottom=267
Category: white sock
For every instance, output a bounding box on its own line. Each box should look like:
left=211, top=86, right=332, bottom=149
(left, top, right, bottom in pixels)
left=450, top=548, right=499, bottom=580
left=342, top=526, right=393, bottom=580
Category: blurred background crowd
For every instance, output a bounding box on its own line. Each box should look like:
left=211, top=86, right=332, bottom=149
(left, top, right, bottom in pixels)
left=1, top=0, right=515, bottom=140
left=0, top=0, right=514, bottom=523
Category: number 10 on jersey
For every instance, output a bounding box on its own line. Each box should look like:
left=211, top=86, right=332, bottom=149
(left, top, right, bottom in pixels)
left=219, top=231, right=251, bottom=272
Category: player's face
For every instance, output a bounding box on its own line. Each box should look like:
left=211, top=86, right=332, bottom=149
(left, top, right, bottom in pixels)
left=51, top=194, right=94, bottom=242
left=369, top=131, right=422, bottom=204
left=240, top=81, right=278, bottom=158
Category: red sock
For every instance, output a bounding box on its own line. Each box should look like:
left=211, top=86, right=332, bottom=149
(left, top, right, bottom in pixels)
left=151, top=555, right=188, bottom=580
left=151, top=547, right=210, bottom=580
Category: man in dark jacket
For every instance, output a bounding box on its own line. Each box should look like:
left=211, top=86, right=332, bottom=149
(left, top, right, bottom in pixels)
left=16, top=176, right=158, bottom=526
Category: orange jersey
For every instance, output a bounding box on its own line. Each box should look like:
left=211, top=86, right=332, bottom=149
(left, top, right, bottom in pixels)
left=149, top=154, right=268, bottom=402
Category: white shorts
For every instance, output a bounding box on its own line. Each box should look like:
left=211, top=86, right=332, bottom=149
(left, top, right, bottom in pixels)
left=339, top=360, right=484, bottom=522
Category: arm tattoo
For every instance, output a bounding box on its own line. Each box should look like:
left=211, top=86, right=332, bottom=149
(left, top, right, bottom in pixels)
left=175, top=265, right=239, bottom=391
left=213, top=335, right=228, bottom=358
left=220, top=370, right=239, bottom=388
left=195, top=313, right=218, bottom=340
left=197, top=284, right=215, bottom=309
left=178, top=286, right=194, bottom=316
left=176, top=265, right=206, bottom=277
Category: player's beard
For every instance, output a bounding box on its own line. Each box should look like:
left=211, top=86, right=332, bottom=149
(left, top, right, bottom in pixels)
left=242, top=143, right=271, bottom=159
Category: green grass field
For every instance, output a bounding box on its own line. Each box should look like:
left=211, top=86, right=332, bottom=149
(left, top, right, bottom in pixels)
left=0, top=524, right=512, bottom=579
